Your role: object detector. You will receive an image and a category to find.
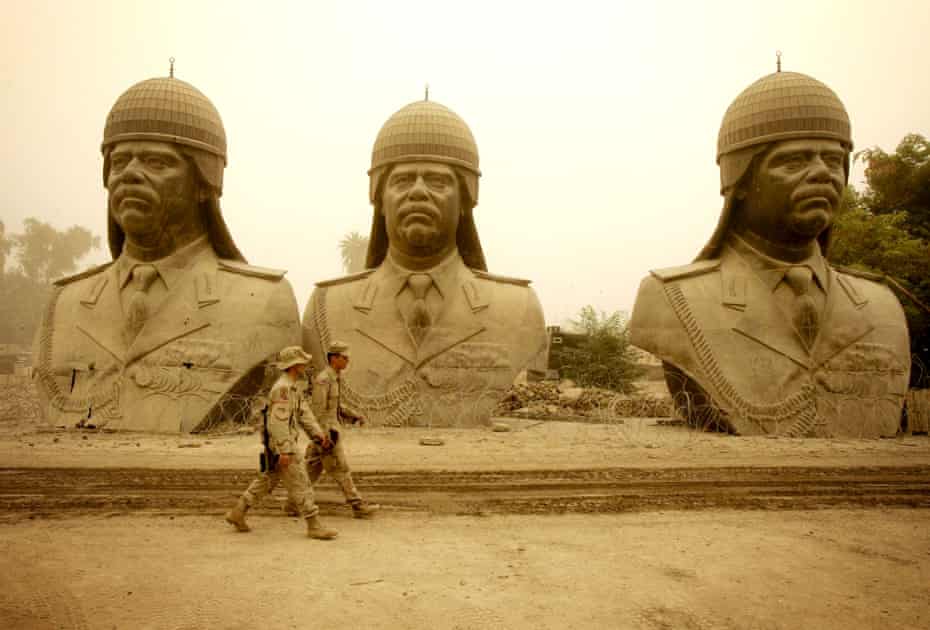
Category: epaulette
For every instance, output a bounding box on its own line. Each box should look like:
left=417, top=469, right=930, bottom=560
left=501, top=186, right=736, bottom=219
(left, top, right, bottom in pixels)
left=831, top=265, right=885, bottom=283
left=650, top=259, right=720, bottom=282
left=218, top=259, right=287, bottom=280
left=316, top=269, right=375, bottom=288
left=471, top=269, right=532, bottom=287
left=53, top=262, right=113, bottom=287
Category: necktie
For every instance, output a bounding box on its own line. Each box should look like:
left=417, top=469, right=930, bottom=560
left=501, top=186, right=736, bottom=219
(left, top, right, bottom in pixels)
left=125, top=264, right=158, bottom=342
left=784, top=267, right=819, bottom=349
left=407, top=273, right=433, bottom=346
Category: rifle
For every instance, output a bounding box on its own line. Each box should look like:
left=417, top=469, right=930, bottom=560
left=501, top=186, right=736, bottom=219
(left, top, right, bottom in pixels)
left=259, top=403, right=279, bottom=473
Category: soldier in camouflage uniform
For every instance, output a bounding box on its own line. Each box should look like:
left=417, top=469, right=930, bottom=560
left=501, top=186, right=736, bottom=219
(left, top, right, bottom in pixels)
left=286, top=341, right=379, bottom=518
left=226, top=346, right=338, bottom=539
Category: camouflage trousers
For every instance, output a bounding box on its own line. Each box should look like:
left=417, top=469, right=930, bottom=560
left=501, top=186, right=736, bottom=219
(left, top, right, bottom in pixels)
left=305, top=438, right=362, bottom=504
left=241, top=455, right=319, bottom=518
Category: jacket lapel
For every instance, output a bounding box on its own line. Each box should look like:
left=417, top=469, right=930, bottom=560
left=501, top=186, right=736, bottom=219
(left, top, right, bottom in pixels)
left=353, top=269, right=417, bottom=366
left=726, top=257, right=811, bottom=369
left=414, top=265, right=485, bottom=368
left=811, top=268, right=874, bottom=367
left=125, top=267, right=213, bottom=365
left=75, top=265, right=128, bottom=363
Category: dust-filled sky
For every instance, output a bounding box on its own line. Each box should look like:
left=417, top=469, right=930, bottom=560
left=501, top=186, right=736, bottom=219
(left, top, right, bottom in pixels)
left=2, top=0, right=928, bottom=326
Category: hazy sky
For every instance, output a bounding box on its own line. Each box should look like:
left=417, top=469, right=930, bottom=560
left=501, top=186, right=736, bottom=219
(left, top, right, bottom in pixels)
left=2, top=0, right=928, bottom=326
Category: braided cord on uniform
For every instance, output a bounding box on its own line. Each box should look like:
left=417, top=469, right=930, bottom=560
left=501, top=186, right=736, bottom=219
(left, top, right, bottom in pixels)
left=34, top=286, right=118, bottom=414
left=663, top=283, right=818, bottom=434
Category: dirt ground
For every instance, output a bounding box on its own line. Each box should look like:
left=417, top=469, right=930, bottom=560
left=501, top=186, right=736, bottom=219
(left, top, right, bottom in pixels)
left=1, top=510, right=927, bottom=630
left=1, top=417, right=929, bottom=629
left=3, top=417, right=930, bottom=471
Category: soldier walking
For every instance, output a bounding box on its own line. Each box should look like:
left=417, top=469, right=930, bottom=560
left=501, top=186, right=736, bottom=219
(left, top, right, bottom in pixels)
left=226, top=346, right=338, bottom=539
left=286, top=341, right=379, bottom=518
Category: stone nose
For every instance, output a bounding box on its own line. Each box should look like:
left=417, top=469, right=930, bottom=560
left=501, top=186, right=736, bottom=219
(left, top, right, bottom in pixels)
left=805, top=154, right=832, bottom=182
left=115, top=157, right=146, bottom=184
left=408, top=176, right=429, bottom=199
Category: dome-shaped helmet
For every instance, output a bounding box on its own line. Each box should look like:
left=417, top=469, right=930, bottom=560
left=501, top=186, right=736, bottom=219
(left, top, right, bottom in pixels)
left=717, top=70, right=852, bottom=195
left=101, top=76, right=227, bottom=194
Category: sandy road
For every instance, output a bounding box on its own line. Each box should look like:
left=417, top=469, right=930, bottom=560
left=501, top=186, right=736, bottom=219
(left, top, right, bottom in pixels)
left=1, top=465, right=928, bottom=520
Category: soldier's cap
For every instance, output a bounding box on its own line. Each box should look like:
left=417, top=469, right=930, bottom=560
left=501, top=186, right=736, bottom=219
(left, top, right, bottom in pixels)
left=327, top=341, right=350, bottom=357
left=277, top=346, right=312, bottom=370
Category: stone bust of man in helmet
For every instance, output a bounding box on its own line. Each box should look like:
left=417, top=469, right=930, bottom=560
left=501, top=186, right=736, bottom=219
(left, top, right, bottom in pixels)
left=630, top=68, right=910, bottom=438
left=32, top=73, right=301, bottom=433
left=303, top=98, right=547, bottom=427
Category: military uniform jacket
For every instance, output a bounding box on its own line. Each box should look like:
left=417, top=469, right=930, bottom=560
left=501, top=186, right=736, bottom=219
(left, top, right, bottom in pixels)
left=302, top=252, right=547, bottom=427
left=630, top=241, right=910, bottom=437
left=266, top=372, right=323, bottom=454
left=311, top=365, right=361, bottom=429
left=33, top=240, right=301, bottom=433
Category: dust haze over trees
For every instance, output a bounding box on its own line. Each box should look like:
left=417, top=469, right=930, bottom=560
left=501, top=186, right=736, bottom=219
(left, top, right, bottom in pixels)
left=339, top=231, right=369, bottom=274
left=830, top=133, right=930, bottom=387
left=0, top=218, right=100, bottom=346
left=551, top=305, right=642, bottom=393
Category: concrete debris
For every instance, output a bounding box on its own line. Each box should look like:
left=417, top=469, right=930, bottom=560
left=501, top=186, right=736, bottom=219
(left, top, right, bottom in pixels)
left=497, top=382, right=672, bottom=419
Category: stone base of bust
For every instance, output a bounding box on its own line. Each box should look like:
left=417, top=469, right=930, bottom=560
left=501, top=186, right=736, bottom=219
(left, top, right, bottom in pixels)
left=33, top=254, right=300, bottom=433
left=630, top=246, right=910, bottom=438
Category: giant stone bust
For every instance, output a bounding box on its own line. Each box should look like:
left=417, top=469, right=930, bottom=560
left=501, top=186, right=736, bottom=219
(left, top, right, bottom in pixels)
left=33, top=74, right=301, bottom=432
left=303, top=99, right=547, bottom=426
left=630, top=70, right=910, bottom=438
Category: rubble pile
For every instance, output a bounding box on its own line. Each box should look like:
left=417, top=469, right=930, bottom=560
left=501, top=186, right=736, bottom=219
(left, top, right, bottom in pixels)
left=0, top=381, right=42, bottom=421
left=497, top=381, right=672, bottom=419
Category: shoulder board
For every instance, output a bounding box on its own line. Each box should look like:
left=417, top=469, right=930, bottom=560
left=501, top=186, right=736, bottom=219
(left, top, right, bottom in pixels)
left=315, top=370, right=333, bottom=384
left=831, top=265, right=885, bottom=283
left=650, top=260, right=721, bottom=282
left=316, top=269, right=375, bottom=288
left=218, top=259, right=286, bottom=280
left=471, top=269, right=532, bottom=287
left=53, top=262, right=113, bottom=287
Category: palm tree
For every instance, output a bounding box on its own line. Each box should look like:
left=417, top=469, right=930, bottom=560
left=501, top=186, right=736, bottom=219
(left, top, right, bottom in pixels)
left=339, top=231, right=369, bottom=274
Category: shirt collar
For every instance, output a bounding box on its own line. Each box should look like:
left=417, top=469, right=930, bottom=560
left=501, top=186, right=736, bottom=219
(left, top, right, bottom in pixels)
left=383, top=249, right=463, bottom=300
left=117, top=236, right=212, bottom=291
left=728, top=233, right=829, bottom=293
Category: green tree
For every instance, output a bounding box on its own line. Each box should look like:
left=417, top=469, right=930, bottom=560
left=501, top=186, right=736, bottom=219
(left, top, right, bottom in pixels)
left=830, top=135, right=930, bottom=387
left=11, top=218, right=100, bottom=284
left=0, top=218, right=101, bottom=345
left=554, top=306, right=642, bottom=393
left=856, top=133, right=930, bottom=239
left=339, top=230, right=369, bottom=274
left=0, top=272, right=50, bottom=345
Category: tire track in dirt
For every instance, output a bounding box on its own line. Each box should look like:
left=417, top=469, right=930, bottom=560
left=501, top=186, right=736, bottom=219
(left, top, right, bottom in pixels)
left=0, top=466, right=927, bottom=520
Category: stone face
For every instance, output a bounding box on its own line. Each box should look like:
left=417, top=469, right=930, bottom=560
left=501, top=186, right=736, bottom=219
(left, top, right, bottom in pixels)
left=302, top=99, right=547, bottom=427
left=32, top=74, right=300, bottom=433
left=629, top=68, right=910, bottom=438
